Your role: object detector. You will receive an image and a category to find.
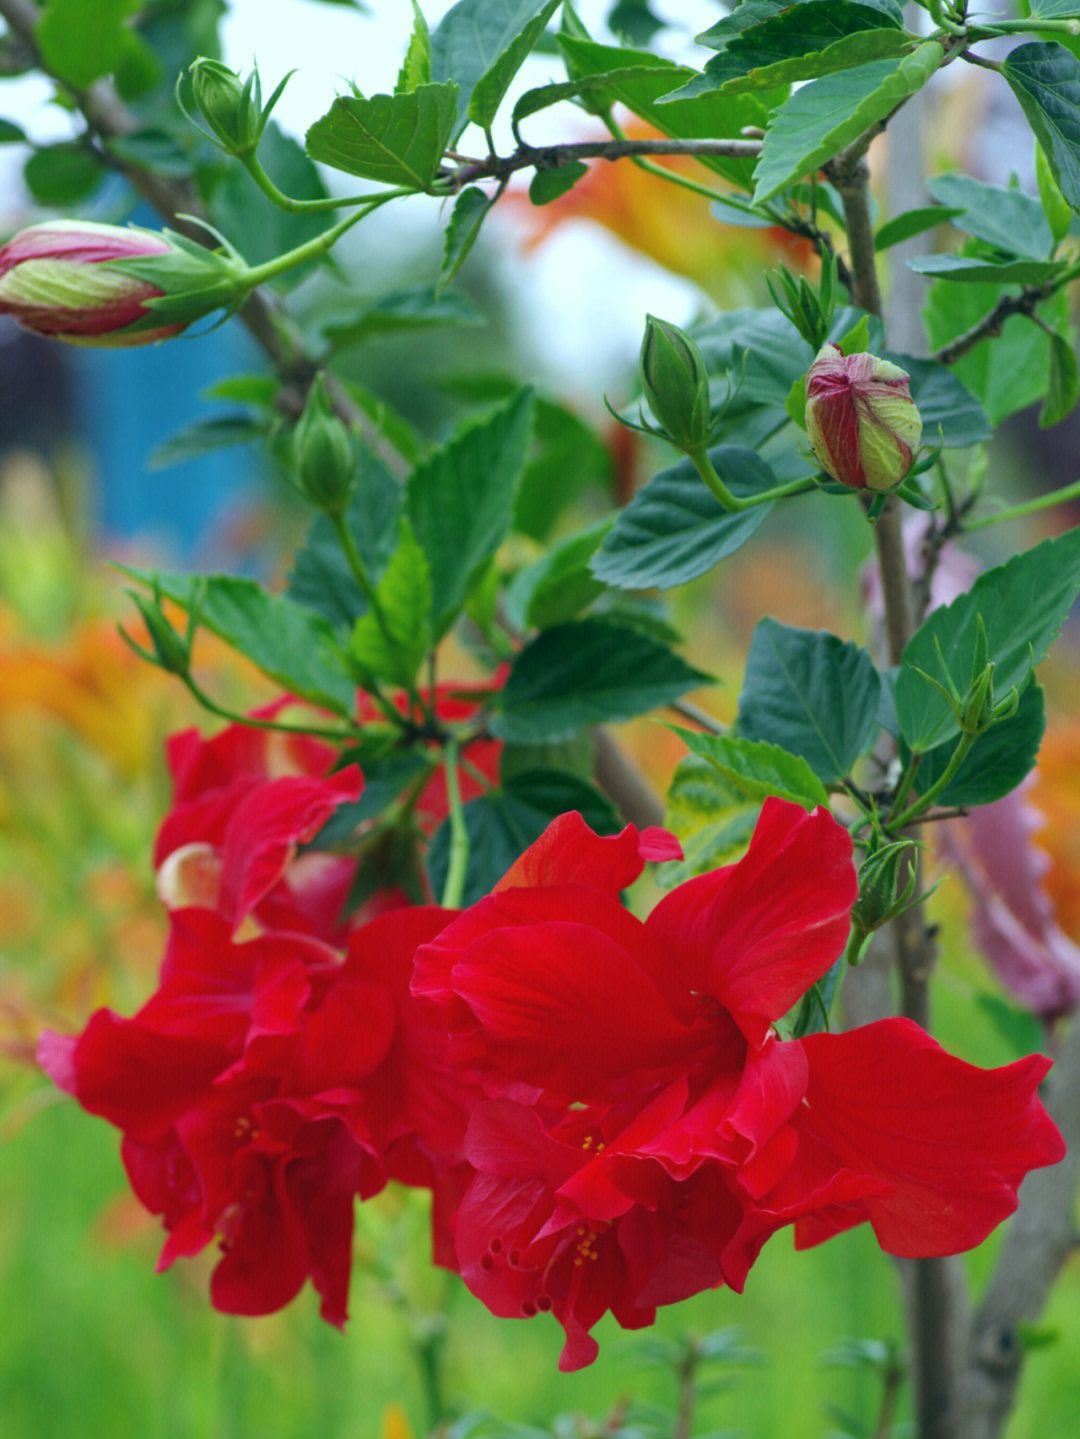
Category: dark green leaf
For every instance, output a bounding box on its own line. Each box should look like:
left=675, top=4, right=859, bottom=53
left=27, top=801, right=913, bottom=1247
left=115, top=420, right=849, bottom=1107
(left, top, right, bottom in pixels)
left=493, top=619, right=710, bottom=742
left=36, top=0, right=137, bottom=87
left=315, top=752, right=434, bottom=843
left=515, top=397, right=614, bottom=540
left=514, top=68, right=659, bottom=126
left=895, top=527, right=1080, bottom=751
left=874, top=205, right=961, bottom=251
left=907, top=254, right=1067, bottom=283
left=287, top=448, right=404, bottom=631
left=125, top=570, right=357, bottom=715
left=349, top=517, right=432, bottom=688
left=1042, top=331, right=1080, bottom=425
left=607, top=0, right=667, bottom=45
left=441, top=186, right=492, bottom=283
left=406, top=389, right=535, bottom=639
left=23, top=144, right=103, bottom=205
left=752, top=43, right=943, bottom=204
left=669, top=726, right=829, bottom=809
left=1003, top=42, right=1080, bottom=212
left=0, top=119, right=27, bottom=143
left=431, top=0, right=561, bottom=138
left=322, top=285, right=484, bottom=345
left=529, top=161, right=589, bottom=204
left=737, top=619, right=882, bottom=784
left=905, top=682, right=1045, bottom=807
left=426, top=768, right=620, bottom=905
left=505, top=519, right=612, bottom=631
left=106, top=127, right=191, bottom=177
left=926, top=173, right=1053, bottom=259
left=304, top=82, right=458, bottom=189
left=148, top=415, right=265, bottom=469
left=590, top=446, right=780, bottom=591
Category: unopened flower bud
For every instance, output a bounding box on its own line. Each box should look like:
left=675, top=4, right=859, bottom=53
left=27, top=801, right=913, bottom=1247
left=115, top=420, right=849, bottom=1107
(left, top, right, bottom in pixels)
left=850, top=841, right=920, bottom=941
left=188, top=59, right=263, bottom=156
left=805, top=343, right=922, bottom=492
left=293, top=377, right=356, bottom=513
left=640, top=314, right=712, bottom=453
left=0, top=221, right=244, bottom=346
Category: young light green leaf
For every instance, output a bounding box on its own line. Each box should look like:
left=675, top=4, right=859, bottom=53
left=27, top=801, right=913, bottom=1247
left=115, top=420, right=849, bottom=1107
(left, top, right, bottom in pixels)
left=895, top=527, right=1080, bottom=752
left=1041, top=331, right=1079, bottom=427
left=396, top=1, right=431, bottom=93
left=431, top=0, right=561, bottom=137
left=406, top=389, right=535, bottom=639
left=752, top=43, right=943, bottom=204
left=304, top=82, right=458, bottom=189
left=441, top=186, right=492, bottom=284
left=505, top=518, right=612, bottom=631
left=661, top=757, right=761, bottom=885
left=736, top=619, right=883, bottom=785
left=349, top=517, right=432, bottom=688
left=669, top=726, right=830, bottom=810
left=1003, top=42, right=1080, bottom=212
left=590, top=446, right=782, bottom=591
left=492, top=619, right=711, bottom=742
left=1036, top=139, right=1073, bottom=246
left=125, top=570, right=358, bottom=715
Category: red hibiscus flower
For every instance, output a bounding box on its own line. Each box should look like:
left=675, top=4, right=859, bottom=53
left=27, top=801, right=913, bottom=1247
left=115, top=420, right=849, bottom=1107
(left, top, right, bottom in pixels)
left=37, top=904, right=464, bottom=1325
left=414, top=799, right=1065, bottom=1367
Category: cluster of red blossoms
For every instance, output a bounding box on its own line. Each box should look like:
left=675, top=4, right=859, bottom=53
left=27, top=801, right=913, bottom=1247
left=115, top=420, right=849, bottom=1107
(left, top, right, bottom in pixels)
left=39, top=703, right=1065, bottom=1370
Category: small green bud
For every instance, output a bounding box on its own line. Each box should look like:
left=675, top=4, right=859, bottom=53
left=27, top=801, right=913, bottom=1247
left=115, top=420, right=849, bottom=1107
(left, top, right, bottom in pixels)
left=639, top=314, right=713, bottom=453
left=293, top=377, right=356, bottom=514
left=848, top=840, right=921, bottom=959
left=122, top=589, right=193, bottom=675
left=188, top=59, right=263, bottom=156
left=960, top=663, right=996, bottom=737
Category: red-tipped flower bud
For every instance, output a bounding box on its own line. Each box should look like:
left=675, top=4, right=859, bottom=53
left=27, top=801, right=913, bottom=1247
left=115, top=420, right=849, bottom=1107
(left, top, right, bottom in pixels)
left=804, top=343, right=922, bottom=492
left=0, top=221, right=244, bottom=347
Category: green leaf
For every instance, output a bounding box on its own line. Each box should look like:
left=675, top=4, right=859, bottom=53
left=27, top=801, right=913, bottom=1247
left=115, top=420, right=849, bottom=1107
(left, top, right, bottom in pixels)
left=737, top=619, right=882, bottom=785
left=349, top=517, right=432, bottom=688
left=874, top=205, right=961, bottom=251
left=662, top=755, right=761, bottom=886
left=36, top=0, right=138, bottom=87
left=1003, top=42, right=1080, bottom=212
left=893, top=356, right=991, bottom=449
left=0, top=119, right=27, bottom=144
left=923, top=276, right=1066, bottom=424
left=1029, top=0, right=1080, bottom=14
left=492, top=619, right=710, bottom=742
left=682, top=0, right=911, bottom=97
left=529, top=161, right=589, bottom=204
left=907, top=254, right=1067, bottom=284
left=426, top=768, right=620, bottom=905
left=505, top=519, right=613, bottom=631
left=469, top=0, right=561, bottom=131
left=1042, top=331, right=1080, bottom=426
left=590, top=446, right=781, bottom=591
left=926, top=173, right=1054, bottom=259
left=441, top=186, right=492, bottom=284
left=406, top=389, right=535, bottom=639
left=322, top=285, right=484, bottom=345
left=431, top=0, right=561, bottom=138
left=148, top=415, right=266, bottom=470
left=23, top=144, right=103, bottom=205
left=288, top=449, right=404, bottom=631
left=557, top=36, right=775, bottom=187
left=304, top=82, right=458, bottom=189
left=105, top=127, right=192, bottom=177
left=905, top=682, right=1045, bottom=807
left=513, top=68, right=660, bottom=126
left=125, top=570, right=357, bottom=715
left=396, top=0, right=432, bottom=93
left=669, top=726, right=829, bottom=809
left=608, top=0, right=667, bottom=45
left=752, top=43, right=943, bottom=204
left=515, top=397, right=614, bottom=540
left=895, top=527, right=1080, bottom=752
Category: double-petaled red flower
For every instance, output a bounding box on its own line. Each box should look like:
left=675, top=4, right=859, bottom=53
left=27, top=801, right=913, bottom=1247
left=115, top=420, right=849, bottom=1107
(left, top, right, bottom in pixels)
left=413, top=799, right=1065, bottom=1369
left=37, top=903, right=469, bottom=1324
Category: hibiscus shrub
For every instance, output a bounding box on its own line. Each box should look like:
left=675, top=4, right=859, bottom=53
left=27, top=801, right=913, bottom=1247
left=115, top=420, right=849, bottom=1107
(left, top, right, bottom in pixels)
left=12, top=0, right=1080, bottom=1434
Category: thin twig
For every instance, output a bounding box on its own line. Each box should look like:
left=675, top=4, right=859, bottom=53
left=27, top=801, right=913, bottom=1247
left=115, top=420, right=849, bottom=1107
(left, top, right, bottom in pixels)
left=443, top=136, right=762, bottom=191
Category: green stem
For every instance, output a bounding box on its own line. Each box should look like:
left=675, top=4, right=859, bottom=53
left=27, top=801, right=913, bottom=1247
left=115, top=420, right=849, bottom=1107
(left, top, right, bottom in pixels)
left=180, top=672, right=359, bottom=742
left=889, top=730, right=976, bottom=830
left=328, top=513, right=409, bottom=723
left=439, top=739, right=470, bottom=909
left=689, top=448, right=816, bottom=512
left=240, top=194, right=401, bottom=289
left=886, top=750, right=924, bottom=825
left=974, top=16, right=1080, bottom=36
left=241, top=151, right=381, bottom=213
left=962, top=477, right=1080, bottom=532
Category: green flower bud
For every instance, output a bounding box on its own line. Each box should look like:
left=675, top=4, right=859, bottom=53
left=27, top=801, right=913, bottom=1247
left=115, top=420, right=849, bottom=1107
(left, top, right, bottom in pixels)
left=850, top=841, right=920, bottom=942
left=123, top=590, right=193, bottom=675
left=804, top=343, right=922, bottom=492
left=188, top=59, right=263, bottom=156
left=293, top=377, right=356, bottom=514
left=639, top=314, right=712, bottom=453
